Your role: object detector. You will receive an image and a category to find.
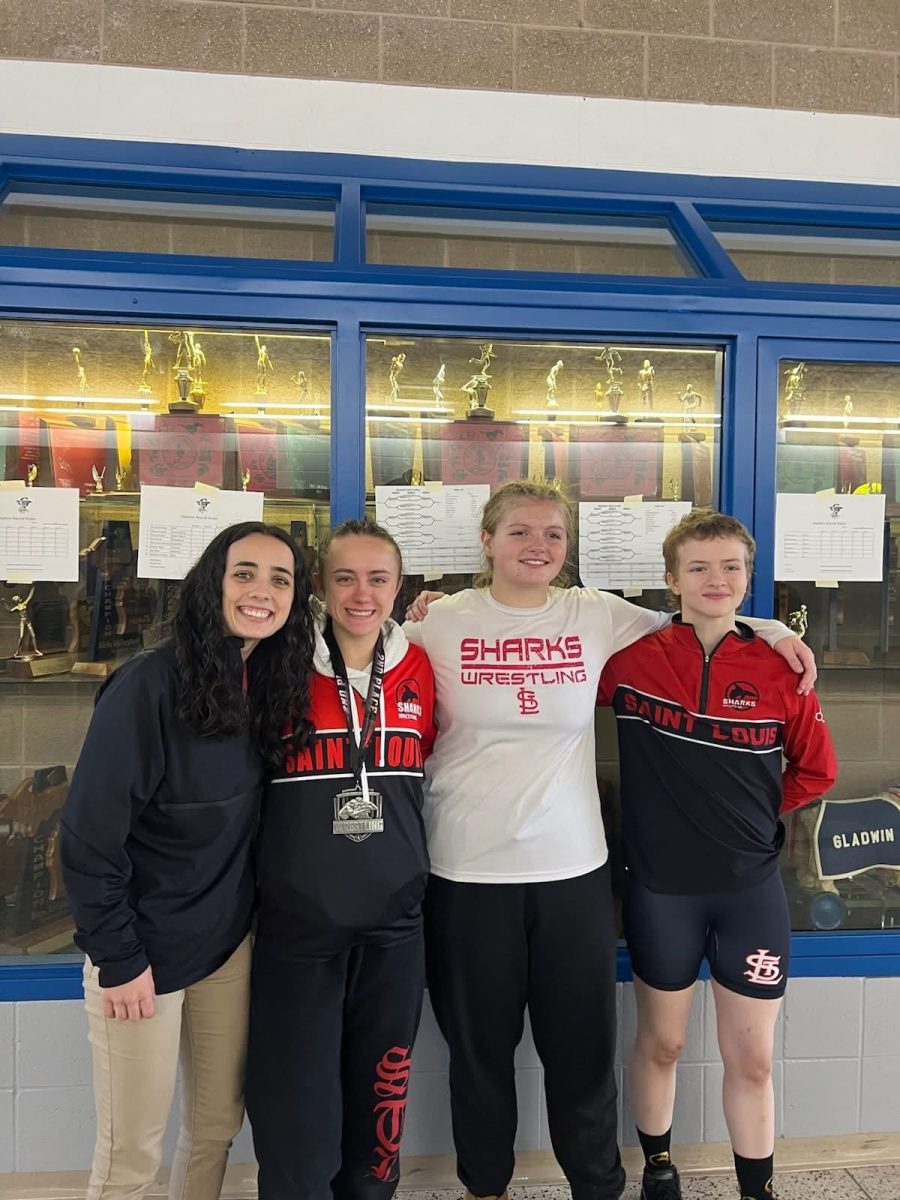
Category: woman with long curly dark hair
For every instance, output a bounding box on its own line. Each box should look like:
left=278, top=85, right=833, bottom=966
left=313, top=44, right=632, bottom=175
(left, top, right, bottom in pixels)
left=61, top=521, right=314, bottom=1200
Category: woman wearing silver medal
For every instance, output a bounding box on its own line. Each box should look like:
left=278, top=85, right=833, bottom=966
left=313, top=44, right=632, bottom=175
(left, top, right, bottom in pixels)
left=247, top=520, right=436, bottom=1200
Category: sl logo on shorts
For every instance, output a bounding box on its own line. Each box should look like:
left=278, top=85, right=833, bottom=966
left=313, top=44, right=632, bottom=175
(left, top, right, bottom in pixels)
left=743, top=948, right=783, bottom=987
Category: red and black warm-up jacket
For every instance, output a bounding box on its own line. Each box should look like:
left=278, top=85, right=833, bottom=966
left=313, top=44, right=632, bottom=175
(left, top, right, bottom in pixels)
left=597, top=618, right=838, bottom=894
left=255, top=620, right=436, bottom=958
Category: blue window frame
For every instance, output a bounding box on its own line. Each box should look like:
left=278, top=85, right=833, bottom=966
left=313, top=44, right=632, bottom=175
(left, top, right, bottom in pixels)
left=3, top=134, right=900, bottom=997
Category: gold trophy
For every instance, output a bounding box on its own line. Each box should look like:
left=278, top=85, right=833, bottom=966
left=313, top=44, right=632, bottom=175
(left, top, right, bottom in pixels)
left=72, top=347, right=90, bottom=403
left=638, top=359, right=655, bottom=411
left=10, top=587, right=41, bottom=662
left=138, top=330, right=155, bottom=402
left=788, top=604, right=809, bottom=638
left=782, top=361, right=807, bottom=425
left=255, top=335, right=274, bottom=397
left=433, top=363, right=446, bottom=405
left=461, top=343, right=496, bottom=420
left=26, top=464, right=37, bottom=487
left=91, top=465, right=106, bottom=495
left=168, top=330, right=200, bottom=413
left=187, top=332, right=208, bottom=407
left=3, top=585, right=74, bottom=678
left=388, top=353, right=406, bottom=404
left=594, top=347, right=624, bottom=418
left=545, top=360, right=564, bottom=409
left=680, top=383, right=702, bottom=427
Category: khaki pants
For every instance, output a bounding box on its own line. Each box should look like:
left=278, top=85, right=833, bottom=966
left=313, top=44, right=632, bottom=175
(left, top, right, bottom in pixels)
left=83, top=936, right=251, bottom=1200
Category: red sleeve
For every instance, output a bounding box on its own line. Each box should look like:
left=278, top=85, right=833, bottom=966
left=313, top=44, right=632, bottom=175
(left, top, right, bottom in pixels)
left=597, top=653, right=623, bottom=707
left=412, top=646, right=437, bottom=762
left=781, top=687, right=838, bottom=813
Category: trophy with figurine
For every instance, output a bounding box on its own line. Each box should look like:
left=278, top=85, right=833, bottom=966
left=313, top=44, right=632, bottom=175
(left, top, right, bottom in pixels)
left=461, top=344, right=496, bottom=421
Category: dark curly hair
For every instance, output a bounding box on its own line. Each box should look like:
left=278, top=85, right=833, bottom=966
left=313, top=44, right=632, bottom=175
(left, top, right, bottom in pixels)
left=172, top=521, right=314, bottom=766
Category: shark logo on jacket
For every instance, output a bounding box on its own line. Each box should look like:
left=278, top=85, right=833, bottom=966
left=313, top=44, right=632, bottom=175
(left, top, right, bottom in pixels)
left=723, top=681, right=760, bottom=711
left=394, top=678, right=422, bottom=720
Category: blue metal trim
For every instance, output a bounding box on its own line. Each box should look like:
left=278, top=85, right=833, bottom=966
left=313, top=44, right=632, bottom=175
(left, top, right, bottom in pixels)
left=331, top=319, right=365, bottom=524
left=335, top=183, right=364, bottom=269
left=723, top=334, right=759, bottom=532
left=669, top=202, right=744, bottom=282
left=697, top=201, right=900, bottom=230
left=1, top=938, right=897, bottom=1002
left=12, top=133, right=900, bottom=214
left=6, top=248, right=900, bottom=313
left=364, top=189, right=681, bottom=218
left=0, top=959, right=84, bottom=1001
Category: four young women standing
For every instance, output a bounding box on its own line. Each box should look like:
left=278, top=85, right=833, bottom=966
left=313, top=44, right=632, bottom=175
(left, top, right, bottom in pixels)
left=63, top=489, right=822, bottom=1200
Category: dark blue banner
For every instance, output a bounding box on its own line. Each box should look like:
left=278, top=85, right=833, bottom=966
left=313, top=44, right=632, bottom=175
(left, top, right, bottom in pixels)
left=815, top=794, right=900, bottom=880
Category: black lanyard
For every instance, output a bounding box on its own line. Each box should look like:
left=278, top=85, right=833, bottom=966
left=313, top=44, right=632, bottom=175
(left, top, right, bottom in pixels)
left=323, top=618, right=386, bottom=788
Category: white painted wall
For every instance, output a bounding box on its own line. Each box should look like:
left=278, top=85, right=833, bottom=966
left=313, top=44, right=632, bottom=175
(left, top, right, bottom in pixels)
left=1, top=59, right=899, bottom=187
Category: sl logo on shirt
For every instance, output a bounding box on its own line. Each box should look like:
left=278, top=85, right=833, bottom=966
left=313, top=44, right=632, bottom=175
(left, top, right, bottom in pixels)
left=517, top=687, right=540, bottom=715
left=395, top=678, right=422, bottom=720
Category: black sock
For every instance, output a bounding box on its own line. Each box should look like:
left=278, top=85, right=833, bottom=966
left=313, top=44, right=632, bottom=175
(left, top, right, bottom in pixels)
left=734, top=1151, right=774, bottom=1198
left=637, top=1127, right=673, bottom=1173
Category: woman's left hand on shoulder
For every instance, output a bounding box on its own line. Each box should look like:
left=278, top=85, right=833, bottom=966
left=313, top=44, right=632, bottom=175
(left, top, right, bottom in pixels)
left=405, top=590, right=446, bottom=622
left=774, top=634, right=817, bottom=694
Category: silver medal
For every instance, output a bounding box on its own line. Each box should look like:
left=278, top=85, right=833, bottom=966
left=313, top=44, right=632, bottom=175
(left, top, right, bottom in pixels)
left=333, top=788, right=384, bottom=841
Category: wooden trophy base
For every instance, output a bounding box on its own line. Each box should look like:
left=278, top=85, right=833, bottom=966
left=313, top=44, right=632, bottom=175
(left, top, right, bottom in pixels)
left=823, top=649, right=871, bottom=666
left=71, top=660, right=115, bottom=678
left=2, top=653, right=75, bottom=679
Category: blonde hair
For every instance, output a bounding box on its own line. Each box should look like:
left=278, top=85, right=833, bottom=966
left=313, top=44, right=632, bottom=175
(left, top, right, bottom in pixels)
left=475, top=480, right=575, bottom=589
left=662, top=510, right=755, bottom=608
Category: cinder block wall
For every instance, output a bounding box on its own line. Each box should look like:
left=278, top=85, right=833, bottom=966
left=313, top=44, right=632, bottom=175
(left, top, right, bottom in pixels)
left=4, top=977, right=899, bottom=1171
left=1, top=0, right=899, bottom=119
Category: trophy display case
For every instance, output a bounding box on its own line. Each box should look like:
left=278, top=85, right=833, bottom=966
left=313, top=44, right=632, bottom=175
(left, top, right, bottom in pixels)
left=364, top=334, right=722, bottom=603
left=774, top=358, right=900, bottom=932
left=0, top=320, right=331, bottom=958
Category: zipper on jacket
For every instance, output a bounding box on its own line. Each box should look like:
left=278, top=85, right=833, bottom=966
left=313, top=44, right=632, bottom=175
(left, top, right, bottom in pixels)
left=692, top=628, right=732, bottom=713
left=699, top=653, right=711, bottom=712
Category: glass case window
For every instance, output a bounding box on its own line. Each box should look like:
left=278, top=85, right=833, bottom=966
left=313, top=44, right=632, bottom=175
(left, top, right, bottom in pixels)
left=0, top=320, right=331, bottom=960
left=773, top=358, right=900, bottom=933
left=364, top=334, right=722, bottom=604
left=366, top=204, right=695, bottom=277
left=710, top=220, right=900, bottom=287
left=0, top=185, right=335, bottom=261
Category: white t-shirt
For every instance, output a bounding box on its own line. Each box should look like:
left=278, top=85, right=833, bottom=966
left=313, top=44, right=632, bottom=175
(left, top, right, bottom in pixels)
left=405, top=588, right=791, bottom=885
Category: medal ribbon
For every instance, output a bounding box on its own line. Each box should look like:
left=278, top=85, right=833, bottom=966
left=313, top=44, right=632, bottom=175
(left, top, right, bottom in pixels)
left=323, top=617, right=386, bottom=788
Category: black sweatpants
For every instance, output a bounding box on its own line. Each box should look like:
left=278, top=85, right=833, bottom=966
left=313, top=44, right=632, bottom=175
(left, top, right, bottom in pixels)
left=246, top=933, right=425, bottom=1200
left=424, top=866, right=624, bottom=1200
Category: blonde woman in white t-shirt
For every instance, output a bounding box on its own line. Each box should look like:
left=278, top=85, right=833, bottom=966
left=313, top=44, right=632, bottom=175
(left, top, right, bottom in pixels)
left=404, top=480, right=814, bottom=1200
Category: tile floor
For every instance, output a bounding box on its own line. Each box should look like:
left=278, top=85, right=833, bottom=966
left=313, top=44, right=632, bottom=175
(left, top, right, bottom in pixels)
left=398, top=1167, right=900, bottom=1199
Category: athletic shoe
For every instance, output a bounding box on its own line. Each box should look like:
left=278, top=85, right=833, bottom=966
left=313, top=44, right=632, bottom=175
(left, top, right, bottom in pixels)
left=640, top=1166, right=682, bottom=1199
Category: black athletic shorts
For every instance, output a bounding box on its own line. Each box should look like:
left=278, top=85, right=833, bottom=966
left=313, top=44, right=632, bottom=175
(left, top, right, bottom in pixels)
left=623, top=868, right=790, bottom=1000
